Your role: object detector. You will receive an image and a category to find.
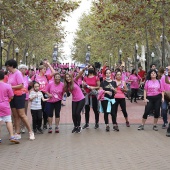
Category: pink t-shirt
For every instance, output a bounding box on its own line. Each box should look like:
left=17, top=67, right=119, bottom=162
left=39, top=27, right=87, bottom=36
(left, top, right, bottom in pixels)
left=0, top=82, right=14, bottom=116
left=161, top=75, right=170, bottom=91
left=144, top=80, right=162, bottom=96
left=46, top=82, right=64, bottom=103
left=83, top=76, right=99, bottom=93
left=114, top=81, right=125, bottom=98
left=31, top=74, right=48, bottom=93
left=23, top=75, right=29, bottom=100
left=8, top=70, right=24, bottom=87
left=70, top=79, right=85, bottom=102
left=128, top=74, right=141, bottom=89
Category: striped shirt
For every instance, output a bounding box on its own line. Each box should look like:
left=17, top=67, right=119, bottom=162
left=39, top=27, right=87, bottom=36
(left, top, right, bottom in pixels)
left=29, top=91, right=43, bottom=110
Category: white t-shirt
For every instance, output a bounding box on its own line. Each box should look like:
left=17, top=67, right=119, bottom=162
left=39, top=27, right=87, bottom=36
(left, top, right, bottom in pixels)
left=29, top=91, right=43, bottom=110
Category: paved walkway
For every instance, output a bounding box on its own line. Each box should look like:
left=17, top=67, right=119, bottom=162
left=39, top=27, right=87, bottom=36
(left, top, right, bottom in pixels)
left=0, top=97, right=170, bottom=170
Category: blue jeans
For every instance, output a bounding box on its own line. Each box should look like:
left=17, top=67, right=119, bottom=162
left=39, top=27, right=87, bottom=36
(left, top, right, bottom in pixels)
left=161, top=100, right=168, bottom=124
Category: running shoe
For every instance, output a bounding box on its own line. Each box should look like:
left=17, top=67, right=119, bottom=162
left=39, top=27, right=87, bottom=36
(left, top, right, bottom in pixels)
left=21, top=128, right=25, bottom=133
left=162, top=123, right=167, bottom=129
left=126, top=121, right=130, bottom=127
left=48, top=127, right=52, bottom=133
left=29, top=132, right=35, bottom=140
left=166, top=128, right=170, bottom=137
left=72, top=127, right=77, bottom=133
left=106, top=126, right=110, bottom=132
left=138, top=125, right=144, bottom=130
left=55, top=127, right=59, bottom=133
left=153, top=125, right=158, bottom=131
left=10, top=136, right=20, bottom=144
left=113, top=125, right=119, bottom=131
left=43, top=125, right=47, bottom=130
left=37, top=128, right=43, bottom=134
left=94, top=123, right=99, bottom=129
left=82, top=124, right=89, bottom=129
left=76, top=127, right=82, bottom=133
left=14, top=133, right=21, bottom=140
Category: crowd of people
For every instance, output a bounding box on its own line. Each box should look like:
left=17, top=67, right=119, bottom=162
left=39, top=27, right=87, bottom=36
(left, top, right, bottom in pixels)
left=0, top=59, right=170, bottom=145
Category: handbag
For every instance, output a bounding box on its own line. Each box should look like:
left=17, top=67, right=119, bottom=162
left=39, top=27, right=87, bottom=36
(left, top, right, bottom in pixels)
left=164, top=91, right=170, bottom=102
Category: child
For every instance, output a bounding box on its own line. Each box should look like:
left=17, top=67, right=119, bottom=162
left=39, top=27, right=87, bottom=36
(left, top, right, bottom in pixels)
left=29, top=82, right=49, bottom=133
left=0, top=71, right=19, bottom=144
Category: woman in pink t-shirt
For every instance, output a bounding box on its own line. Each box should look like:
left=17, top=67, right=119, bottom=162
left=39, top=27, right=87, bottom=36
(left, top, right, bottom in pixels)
left=138, top=70, right=164, bottom=131
left=5, top=59, right=35, bottom=140
left=46, top=73, right=64, bottom=133
left=19, top=64, right=29, bottom=133
left=82, top=65, right=100, bottom=129
left=128, top=69, right=141, bottom=103
left=64, top=69, right=86, bottom=133
left=114, top=71, right=130, bottom=127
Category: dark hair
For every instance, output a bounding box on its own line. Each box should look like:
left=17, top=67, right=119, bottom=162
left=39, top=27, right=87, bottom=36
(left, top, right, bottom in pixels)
left=0, top=71, right=5, bottom=80
left=115, top=68, right=121, bottom=73
left=131, top=69, right=137, bottom=76
left=104, top=69, right=111, bottom=75
left=5, top=59, right=17, bottom=68
left=33, top=82, right=40, bottom=88
left=150, top=64, right=156, bottom=69
left=114, top=70, right=122, bottom=79
left=147, top=69, right=158, bottom=80
left=88, top=64, right=96, bottom=76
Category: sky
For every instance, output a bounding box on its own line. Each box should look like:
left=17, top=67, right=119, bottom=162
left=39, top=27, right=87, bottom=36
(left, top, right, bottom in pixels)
left=61, top=0, right=92, bottom=64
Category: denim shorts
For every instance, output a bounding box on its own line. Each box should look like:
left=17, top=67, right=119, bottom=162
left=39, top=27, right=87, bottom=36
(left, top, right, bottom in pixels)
left=10, top=94, right=26, bottom=109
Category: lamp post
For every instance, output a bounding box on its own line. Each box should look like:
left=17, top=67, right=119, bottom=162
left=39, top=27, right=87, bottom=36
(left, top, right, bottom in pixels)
left=119, top=49, right=122, bottom=65
left=32, top=54, right=35, bottom=68
left=20, top=60, right=22, bottom=64
left=0, top=40, right=4, bottom=69
left=160, top=35, right=165, bottom=67
left=85, top=44, right=91, bottom=64
left=135, top=43, right=139, bottom=73
left=15, top=47, right=19, bottom=63
left=25, top=52, right=28, bottom=65
left=151, top=52, right=155, bottom=64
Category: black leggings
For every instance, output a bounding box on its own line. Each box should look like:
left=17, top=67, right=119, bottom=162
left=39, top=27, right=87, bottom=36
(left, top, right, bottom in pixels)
left=115, top=98, right=128, bottom=118
left=48, top=101, right=61, bottom=118
left=72, top=98, right=85, bottom=127
left=131, top=88, right=138, bottom=101
left=101, top=100, right=117, bottom=124
left=31, top=109, right=42, bottom=130
left=143, top=94, right=162, bottom=119
left=85, top=96, right=99, bottom=124
left=41, top=92, right=48, bottom=126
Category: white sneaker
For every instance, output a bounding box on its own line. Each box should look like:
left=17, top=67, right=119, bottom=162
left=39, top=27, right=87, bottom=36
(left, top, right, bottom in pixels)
left=29, top=132, right=35, bottom=140
left=14, top=133, right=21, bottom=140
left=21, top=128, right=25, bottom=133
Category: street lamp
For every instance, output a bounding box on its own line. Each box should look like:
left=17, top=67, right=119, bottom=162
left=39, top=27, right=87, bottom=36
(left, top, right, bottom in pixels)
left=135, top=43, right=139, bottom=73
left=160, top=34, right=165, bottom=67
left=32, top=54, right=35, bottom=67
left=151, top=52, right=155, bottom=64
left=85, top=44, right=91, bottom=64
left=15, top=47, right=19, bottom=63
left=20, top=60, right=22, bottom=64
left=25, top=52, right=28, bottom=65
left=0, top=40, right=4, bottom=69
left=119, top=49, right=122, bottom=65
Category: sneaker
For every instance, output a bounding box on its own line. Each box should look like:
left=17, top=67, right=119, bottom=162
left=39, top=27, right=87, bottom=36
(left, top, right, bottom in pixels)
left=43, top=125, right=47, bottom=130
left=55, top=127, right=59, bottom=133
left=72, top=127, right=77, bottom=133
left=37, top=128, right=43, bottom=134
left=21, top=128, right=25, bottom=133
left=126, top=121, right=130, bottom=127
left=94, top=123, right=99, bottom=129
left=113, top=125, right=119, bottom=131
left=166, top=128, right=170, bottom=137
left=48, top=127, right=52, bottom=133
left=33, top=129, right=37, bottom=134
left=106, top=126, right=110, bottom=132
left=82, top=124, right=89, bottom=129
left=138, top=125, right=144, bottom=130
left=153, top=125, right=158, bottom=131
left=10, top=136, right=20, bottom=144
left=162, top=123, right=167, bottom=129
left=29, top=132, right=35, bottom=140
left=76, top=127, right=82, bottom=133
left=14, top=133, right=21, bottom=140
